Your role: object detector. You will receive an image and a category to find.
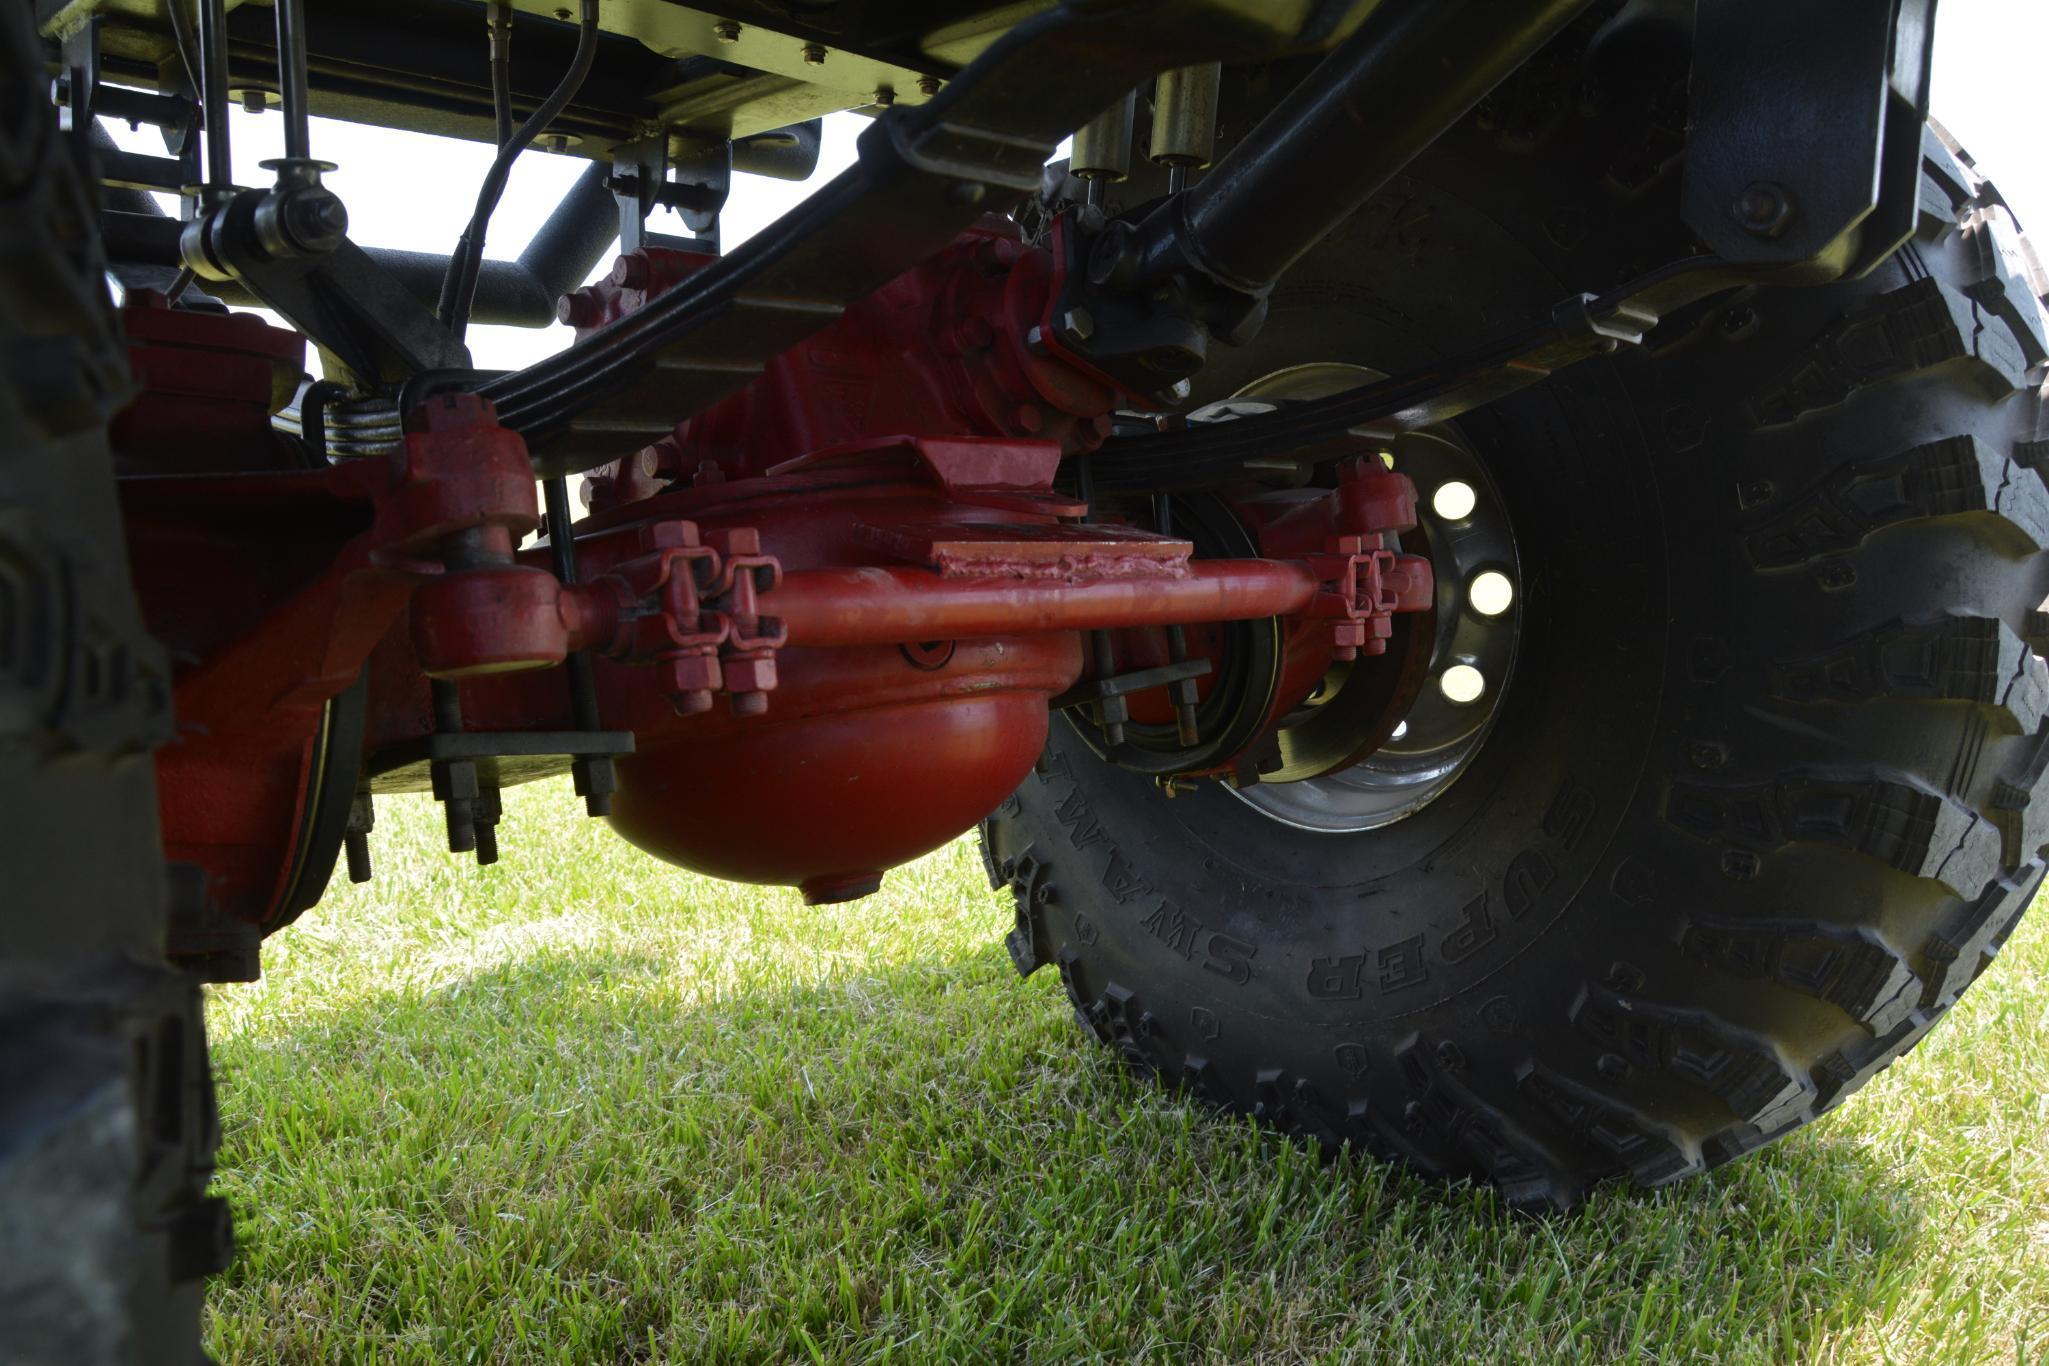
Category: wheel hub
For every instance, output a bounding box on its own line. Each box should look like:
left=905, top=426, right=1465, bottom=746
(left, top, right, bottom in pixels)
left=1214, top=364, right=1521, bottom=832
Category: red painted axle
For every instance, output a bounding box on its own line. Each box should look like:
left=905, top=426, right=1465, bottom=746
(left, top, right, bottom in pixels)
left=763, top=562, right=1322, bottom=647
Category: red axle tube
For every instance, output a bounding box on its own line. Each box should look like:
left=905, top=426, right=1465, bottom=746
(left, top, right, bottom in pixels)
left=762, top=561, right=1323, bottom=647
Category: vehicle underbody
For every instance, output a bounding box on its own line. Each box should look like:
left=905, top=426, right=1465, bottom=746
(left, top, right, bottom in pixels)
left=8, top=0, right=2049, bottom=1356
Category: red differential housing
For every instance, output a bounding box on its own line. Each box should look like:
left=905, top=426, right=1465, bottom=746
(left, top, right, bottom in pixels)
left=111, top=221, right=1431, bottom=974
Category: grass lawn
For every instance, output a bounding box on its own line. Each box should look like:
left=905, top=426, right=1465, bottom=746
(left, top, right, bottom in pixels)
left=202, top=780, right=2049, bottom=1363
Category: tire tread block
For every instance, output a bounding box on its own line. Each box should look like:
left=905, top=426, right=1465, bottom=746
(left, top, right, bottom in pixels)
left=1665, top=770, right=2002, bottom=898
left=1743, top=434, right=2049, bottom=570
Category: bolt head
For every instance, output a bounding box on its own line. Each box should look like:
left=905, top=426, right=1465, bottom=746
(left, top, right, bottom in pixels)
left=801, top=42, right=827, bottom=65
left=557, top=291, right=597, bottom=327
left=1058, top=307, right=1095, bottom=342
left=282, top=188, right=348, bottom=253
left=609, top=253, right=652, bottom=290
left=657, top=651, right=720, bottom=696
left=712, top=19, right=740, bottom=41
left=722, top=655, right=776, bottom=695
left=1733, top=180, right=1795, bottom=239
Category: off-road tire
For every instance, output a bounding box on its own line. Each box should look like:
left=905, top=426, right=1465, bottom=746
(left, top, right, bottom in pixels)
left=0, top=10, right=228, bottom=1362
left=983, top=32, right=2049, bottom=1209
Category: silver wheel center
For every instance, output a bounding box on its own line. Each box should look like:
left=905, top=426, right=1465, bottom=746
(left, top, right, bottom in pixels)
left=1204, top=364, right=1522, bottom=833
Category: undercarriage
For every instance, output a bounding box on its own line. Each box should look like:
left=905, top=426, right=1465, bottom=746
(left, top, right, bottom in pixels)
left=6, top=0, right=2049, bottom=1355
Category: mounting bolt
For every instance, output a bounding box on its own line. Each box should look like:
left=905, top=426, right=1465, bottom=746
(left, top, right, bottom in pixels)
left=240, top=89, right=268, bottom=114
left=659, top=651, right=720, bottom=716
left=801, top=42, right=827, bottom=65
left=433, top=756, right=480, bottom=853
left=472, top=781, right=503, bottom=866
left=917, top=76, right=942, bottom=97
left=723, top=654, right=777, bottom=716
left=1166, top=378, right=1193, bottom=403
left=873, top=87, right=895, bottom=107
left=712, top=19, right=740, bottom=42
left=609, top=253, right=652, bottom=290
left=1733, top=180, right=1795, bottom=239
left=1058, top=306, right=1095, bottom=343
left=278, top=187, right=349, bottom=255
left=557, top=289, right=599, bottom=327
left=344, top=788, right=375, bottom=883
left=572, top=755, right=617, bottom=818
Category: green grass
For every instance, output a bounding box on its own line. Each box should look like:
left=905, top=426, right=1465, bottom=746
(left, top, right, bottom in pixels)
left=203, top=781, right=2049, bottom=1363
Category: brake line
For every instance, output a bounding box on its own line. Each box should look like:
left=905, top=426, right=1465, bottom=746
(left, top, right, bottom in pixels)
left=438, top=0, right=599, bottom=343
left=486, top=1, right=515, bottom=152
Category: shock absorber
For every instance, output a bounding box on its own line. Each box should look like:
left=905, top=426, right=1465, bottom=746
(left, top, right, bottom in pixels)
left=1071, top=90, right=1138, bottom=209
left=1148, top=63, right=1222, bottom=194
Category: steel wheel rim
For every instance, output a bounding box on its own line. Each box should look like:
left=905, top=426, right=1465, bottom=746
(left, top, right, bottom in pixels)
left=1209, top=364, right=1522, bottom=833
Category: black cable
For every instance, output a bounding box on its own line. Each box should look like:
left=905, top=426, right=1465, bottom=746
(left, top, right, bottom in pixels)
left=487, top=1, right=514, bottom=151
left=439, top=0, right=598, bottom=343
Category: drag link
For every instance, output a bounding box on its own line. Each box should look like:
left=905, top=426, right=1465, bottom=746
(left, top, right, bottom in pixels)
left=761, top=561, right=1324, bottom=646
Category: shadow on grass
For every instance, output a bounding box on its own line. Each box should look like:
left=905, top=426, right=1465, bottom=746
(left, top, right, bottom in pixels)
left=206, top=939, right=1927, bottom=1361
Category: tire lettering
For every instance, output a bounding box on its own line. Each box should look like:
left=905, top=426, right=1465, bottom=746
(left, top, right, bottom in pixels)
left=1140, top=899, right=1203, bottom=962
left=1377, top=934, right=1428, bottom=993
left=1100, top=848, right=1149, bottom=903
left=1543, top=780, right=1598, bottom=852
left=1440, top=891, right=1495, bottom=964
left=1502, top=848, right=1556, bottom=920
left=1307, top=953, right=1367, bottom=1000
left=1202, top=932, right=1256, bottom=986
left=1053, top=786, right=1111, bottom=851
